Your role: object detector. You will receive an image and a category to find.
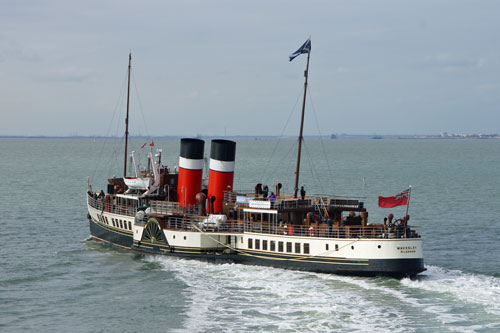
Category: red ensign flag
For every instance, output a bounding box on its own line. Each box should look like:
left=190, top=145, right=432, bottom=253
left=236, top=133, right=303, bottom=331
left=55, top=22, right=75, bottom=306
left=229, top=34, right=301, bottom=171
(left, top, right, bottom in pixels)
left=378, top=189, right=410, bottom=208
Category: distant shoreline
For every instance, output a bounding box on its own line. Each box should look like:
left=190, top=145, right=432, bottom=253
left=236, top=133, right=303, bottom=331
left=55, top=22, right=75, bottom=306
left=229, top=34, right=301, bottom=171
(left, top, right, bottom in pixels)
left=1, top=134, right=499, bottom=140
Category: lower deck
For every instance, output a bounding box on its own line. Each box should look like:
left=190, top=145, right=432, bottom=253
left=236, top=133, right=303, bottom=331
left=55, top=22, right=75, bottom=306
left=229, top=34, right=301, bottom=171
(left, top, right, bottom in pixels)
left=88, top=206, right=425, bottom=277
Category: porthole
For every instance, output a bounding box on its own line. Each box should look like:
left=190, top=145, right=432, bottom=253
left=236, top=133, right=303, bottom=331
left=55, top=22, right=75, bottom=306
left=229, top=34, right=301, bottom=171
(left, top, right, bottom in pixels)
left=335, top=244, right=339, bottom=251
left=173, top=235, right=176, bottom=239
left=351, top=246, right=354, bottom=250
left=326, top=244, right=329, bottom=251
left=378, top=245, right=381, bottom=249
left=184, top=236, right=187, bottom=240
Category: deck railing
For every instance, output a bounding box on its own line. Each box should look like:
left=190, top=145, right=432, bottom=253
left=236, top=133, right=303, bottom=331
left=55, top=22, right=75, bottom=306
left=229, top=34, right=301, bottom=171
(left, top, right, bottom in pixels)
left=88, top=193, right=200, bottom=217
left=224, top=191, right=363, bottom=210
left=149, top=200, right=201, bottom=215
left=88, top=193, right=419, bottom=239
left=87, top=195, right=136, bottom=217
left=161, top=216, right=419, bottom=239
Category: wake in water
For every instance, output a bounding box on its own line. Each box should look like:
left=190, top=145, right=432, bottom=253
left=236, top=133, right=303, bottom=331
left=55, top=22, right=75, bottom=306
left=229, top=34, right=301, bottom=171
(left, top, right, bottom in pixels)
left=401, top=265, right=500, bottom=315
left=144, top=257, right=500, bottom=332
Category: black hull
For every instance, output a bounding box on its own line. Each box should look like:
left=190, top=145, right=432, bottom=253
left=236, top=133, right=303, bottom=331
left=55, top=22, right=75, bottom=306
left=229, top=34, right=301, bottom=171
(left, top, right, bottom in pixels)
left=89, top=219, right=424, bottom=278
left=89, top=218, right=133, bottom=249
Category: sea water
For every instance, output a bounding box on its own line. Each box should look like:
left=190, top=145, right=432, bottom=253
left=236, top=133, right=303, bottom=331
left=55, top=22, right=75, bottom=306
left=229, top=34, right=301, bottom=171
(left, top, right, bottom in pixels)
left=1, top=137, right=499, bottom=332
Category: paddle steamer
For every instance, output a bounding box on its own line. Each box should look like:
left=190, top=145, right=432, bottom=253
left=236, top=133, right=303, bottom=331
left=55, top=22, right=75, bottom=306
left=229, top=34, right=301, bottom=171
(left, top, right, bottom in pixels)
left=86, top=47, right=424, bottom=278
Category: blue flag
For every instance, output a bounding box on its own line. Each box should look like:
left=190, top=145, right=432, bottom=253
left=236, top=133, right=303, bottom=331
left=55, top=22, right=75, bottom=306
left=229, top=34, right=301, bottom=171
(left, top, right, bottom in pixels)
left=289, top=38, right=311, bottom=62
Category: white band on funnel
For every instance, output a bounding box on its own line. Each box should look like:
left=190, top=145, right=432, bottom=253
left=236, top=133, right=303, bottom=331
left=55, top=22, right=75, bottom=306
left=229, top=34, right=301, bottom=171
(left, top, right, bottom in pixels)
left=179, top=156, right=204, bottom=170
left=209, top=159, right=235, bottom=173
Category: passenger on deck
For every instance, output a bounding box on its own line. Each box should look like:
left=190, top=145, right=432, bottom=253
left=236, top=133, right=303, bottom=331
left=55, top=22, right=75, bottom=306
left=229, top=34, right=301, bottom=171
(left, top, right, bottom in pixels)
left=255, top=183, right=263, bottom=197
left=300, top=186, right=306, bottom=200
left=268, top=192, right=276, bottom=202
left=387, top=214, right=395, bottom=229
left=403, top=214, right=410, bottom=227
left=343, top=211, right=355, bottom=226
left=263, top=185, right=269, bottom=199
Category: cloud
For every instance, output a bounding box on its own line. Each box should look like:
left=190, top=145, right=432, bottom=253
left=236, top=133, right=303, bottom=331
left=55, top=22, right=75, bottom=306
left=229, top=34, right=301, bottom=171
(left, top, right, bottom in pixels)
left=336, top=66, right=351, bottom=73
left=476, top=57, right=486, bottom=68
left=44, top=66, right=96, bottom=82
left=419, top=53, right=486, bottom=72
left=0, top=33, right=41, bottom=63
left=188, top=90, right=200, bottom=99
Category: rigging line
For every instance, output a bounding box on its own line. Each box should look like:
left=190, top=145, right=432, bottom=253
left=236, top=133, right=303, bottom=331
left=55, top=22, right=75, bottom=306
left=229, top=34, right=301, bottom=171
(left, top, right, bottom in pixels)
left=131, top=69, right=154, bottom=165
left=107, top=88, right=128, bottom=179
left=130, top=69, right=151, bottom=139
left=107, top=135, right=124, bottom=178
left=269, top=137, right=298, bottom=192
left=302, top=139, right=325, bottom=194
left=110, top=100, right=127, bottom=177
left=91, top=70, right=129, bottom=184
left=307, top=84, right=335, bottom=192
left=195, top=223, right=363, bottom=261
left=187, top=221, right=359, bottom=261
left=283, top=141, right=299, bottom=194
left=258, top=86, right=304, bottom=182
left=302, top=140, right=320, bottom=193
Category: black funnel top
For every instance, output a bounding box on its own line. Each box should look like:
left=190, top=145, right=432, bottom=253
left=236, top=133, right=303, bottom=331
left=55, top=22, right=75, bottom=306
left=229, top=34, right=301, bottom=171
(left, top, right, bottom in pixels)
left=180, top=138, right=205, bottom=159
left=210, top=139, right=236, bottom=161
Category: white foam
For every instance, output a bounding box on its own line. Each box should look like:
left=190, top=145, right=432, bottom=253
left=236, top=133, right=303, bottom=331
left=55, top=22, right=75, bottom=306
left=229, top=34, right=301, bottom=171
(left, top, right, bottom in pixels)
left=400, top=265, right=500, bottom=315
left=144, top=257, right=500, bottom=331
left=146, top=256, right=414, bottom=332
left=312, top=271, right=473, bottom=330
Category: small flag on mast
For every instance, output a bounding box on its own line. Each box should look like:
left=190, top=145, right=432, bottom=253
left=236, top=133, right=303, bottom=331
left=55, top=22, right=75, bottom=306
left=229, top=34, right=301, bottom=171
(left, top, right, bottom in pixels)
left=289, top=38, right=311, bottom=62
left=150, top=140, right=155, bottom=147
left=141, top=142, right=147, bottom=148
left=378, top=189, right=410, bottom=208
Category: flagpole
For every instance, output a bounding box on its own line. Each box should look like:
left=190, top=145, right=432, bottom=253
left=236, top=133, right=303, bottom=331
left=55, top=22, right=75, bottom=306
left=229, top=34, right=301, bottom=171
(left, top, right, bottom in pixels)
left=294, top=50, right=311, bottom=198
left=405, top=185, right=412, bottom=217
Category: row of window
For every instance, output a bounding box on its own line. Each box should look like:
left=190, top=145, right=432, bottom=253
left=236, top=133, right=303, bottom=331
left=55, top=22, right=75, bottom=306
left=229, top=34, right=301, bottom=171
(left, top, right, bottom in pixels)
left=97, top=214, right=132, bottom=231
left=247, top=238, right=311, bottom=254
left=246, top=238, right=343, bottom=254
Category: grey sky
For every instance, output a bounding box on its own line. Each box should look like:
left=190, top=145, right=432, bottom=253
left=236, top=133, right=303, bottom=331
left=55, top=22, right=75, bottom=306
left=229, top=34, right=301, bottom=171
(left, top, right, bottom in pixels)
left=1, top=0, right=499, bottom=136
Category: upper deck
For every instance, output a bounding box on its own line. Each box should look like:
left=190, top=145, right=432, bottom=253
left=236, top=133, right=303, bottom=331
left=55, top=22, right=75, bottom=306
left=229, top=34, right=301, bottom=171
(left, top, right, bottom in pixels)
left=88, top=190, right=420, bottom=240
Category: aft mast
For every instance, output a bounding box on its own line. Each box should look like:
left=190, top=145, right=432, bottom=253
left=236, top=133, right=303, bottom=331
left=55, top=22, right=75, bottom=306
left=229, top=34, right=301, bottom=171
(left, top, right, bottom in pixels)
left=123, top=53, right=132, bottom=177
left=289, top=38, right=312, bottom=198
